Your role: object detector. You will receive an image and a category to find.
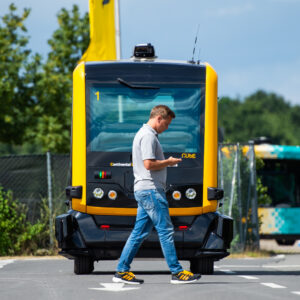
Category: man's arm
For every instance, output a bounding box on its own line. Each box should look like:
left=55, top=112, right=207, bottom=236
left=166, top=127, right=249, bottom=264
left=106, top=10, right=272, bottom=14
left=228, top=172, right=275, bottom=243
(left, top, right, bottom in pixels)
left=144, top=156, right=182, bottom=171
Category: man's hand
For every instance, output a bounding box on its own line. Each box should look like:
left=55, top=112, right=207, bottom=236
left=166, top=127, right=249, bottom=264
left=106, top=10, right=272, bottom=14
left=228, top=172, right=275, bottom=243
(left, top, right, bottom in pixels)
left=166, top=156, right=182, bottom=166
left=144, top=157, right=182, bottom=170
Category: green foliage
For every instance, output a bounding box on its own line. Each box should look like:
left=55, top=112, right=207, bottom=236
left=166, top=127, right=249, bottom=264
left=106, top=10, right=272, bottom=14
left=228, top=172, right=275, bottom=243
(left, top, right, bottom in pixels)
left=47, top=6, right=90, bottom=73
left=0, top=142, right=42, bottom=156
left=27, top=5, right=89, bottom=153
left=0, top=4, right=40, bottom=146
left=257, top=181, right=272, bottom=205
left=21, top=198, right=55, bottom=254
left=0, top=187, right=45, bottom=255
left=0, top=4, right=89, bottom=154
left=219, top=90, right=300, bottom=145
left=0, top=186, right=60, bottom=256
left=0, top=187, right=25, bottom=255
left=256, top=157, right=272, bottom=207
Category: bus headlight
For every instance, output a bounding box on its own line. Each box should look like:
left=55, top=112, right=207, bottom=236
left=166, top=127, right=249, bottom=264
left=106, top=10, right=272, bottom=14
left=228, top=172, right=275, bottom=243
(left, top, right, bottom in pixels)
left=185, top=188, right=196, bottom=199
left=93, top=188, right=104, bottom=199
left=108, top=190, right=117, bottom=200
left=172, top=191, right=181, bottom=200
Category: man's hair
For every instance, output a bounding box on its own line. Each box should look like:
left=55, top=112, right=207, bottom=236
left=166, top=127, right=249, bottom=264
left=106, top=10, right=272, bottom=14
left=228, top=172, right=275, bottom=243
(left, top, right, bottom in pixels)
left=149, top=105, right=176, bottom=119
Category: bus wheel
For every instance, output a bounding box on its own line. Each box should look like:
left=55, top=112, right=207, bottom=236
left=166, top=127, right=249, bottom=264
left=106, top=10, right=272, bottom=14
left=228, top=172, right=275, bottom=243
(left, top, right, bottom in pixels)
left=276, top=239, right=295, bottom=246
left=190, top=258, right=214, bottom=275
left=74, top=256, right=94, bottom=274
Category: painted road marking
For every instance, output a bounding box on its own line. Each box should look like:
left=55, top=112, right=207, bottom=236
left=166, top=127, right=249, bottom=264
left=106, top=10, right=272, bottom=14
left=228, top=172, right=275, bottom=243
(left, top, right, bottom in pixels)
left=217, top=264, right=300, bottom=269
left=218, top=265, right=262, bottom=268
left=238, top=275, right=259, bottom=280
left=262, top=265, right=300, bottom=269
left=0, top=260, right=14, bottom=269
left=219, top=269, right=236, bottom=274
left=89, top=283, right=140, bottom=292
left=291, top=292, right=300, bottom=296
left=261, top=283, right=286, bottom=289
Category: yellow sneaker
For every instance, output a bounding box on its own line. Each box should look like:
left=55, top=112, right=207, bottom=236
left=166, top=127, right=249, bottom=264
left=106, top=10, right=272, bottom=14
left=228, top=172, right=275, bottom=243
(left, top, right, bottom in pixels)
left=171, top=270, right=201, bottom=284
left=113, top=271, right=144, bottom=284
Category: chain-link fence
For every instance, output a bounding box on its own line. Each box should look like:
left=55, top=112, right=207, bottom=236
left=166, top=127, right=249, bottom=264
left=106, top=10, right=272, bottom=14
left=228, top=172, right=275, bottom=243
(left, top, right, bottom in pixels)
left=218, top=143, right=260, bottom=251
left=0, top=153, right=70, bottom=224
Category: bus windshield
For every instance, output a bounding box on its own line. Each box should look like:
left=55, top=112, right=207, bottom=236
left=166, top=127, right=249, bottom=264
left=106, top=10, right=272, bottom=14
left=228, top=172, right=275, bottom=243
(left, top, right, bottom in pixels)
left=258, top=159, right=300, bottom=207
left=87, top=84, right=204, bottom=153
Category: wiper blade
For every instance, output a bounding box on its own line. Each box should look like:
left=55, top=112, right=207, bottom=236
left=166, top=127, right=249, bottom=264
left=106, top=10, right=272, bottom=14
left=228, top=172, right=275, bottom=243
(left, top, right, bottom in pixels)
left=117, top=78, right=160, bottom=90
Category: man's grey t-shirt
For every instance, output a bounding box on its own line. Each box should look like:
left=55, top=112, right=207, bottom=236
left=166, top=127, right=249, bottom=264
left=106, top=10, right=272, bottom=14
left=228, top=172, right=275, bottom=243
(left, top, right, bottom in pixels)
left=132, top=124, right=166, bottom=191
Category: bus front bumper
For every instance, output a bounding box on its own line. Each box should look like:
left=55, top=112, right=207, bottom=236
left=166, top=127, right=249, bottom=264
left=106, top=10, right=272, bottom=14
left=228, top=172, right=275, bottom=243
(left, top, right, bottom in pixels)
left=55, top=210, right=233, bottom=261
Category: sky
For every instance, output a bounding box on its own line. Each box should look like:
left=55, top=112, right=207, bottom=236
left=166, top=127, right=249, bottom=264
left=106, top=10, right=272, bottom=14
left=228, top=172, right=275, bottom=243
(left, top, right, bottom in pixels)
left=1, top=0, right=300, bottom=105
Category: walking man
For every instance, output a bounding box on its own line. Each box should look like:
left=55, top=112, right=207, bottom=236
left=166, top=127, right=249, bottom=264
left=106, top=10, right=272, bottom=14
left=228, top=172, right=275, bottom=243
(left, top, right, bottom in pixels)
left=113, top=105, right=201, bottom=284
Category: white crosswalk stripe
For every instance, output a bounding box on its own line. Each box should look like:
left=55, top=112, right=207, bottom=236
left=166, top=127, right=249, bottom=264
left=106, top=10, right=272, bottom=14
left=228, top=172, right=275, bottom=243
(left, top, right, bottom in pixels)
left=291, top=292, right=300, bottom=296
left=238, top=275, right=259, bottom=280
left=261, top=282, right=286, bottom=289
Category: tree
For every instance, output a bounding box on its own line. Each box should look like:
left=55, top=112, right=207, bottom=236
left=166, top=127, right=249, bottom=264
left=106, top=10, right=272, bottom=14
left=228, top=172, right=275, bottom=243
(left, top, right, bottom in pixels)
left=27, top=5, right=90, bottom=153
left=0, top=4, right=40, bottom=146
left=219, top=90, right=300, bottom=145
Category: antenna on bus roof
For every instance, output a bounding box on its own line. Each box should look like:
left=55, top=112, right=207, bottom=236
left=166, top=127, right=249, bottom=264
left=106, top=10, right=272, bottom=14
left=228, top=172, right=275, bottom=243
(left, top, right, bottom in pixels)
left=197, top=46, right=201, bottom=65
left=190, top=24, right=200, bottom=64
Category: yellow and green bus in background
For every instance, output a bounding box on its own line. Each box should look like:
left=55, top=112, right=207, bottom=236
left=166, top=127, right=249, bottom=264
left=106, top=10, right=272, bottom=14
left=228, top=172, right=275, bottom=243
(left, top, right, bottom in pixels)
left=256, top=144, right=300, bottom=245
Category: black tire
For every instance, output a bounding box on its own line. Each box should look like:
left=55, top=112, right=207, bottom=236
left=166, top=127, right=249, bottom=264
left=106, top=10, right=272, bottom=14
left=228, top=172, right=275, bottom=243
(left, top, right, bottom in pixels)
left=74, top=256, right=94, bottom=275
left=276, top=239, right=296, bottom=246
left=190, top=258, right=214, bottom=275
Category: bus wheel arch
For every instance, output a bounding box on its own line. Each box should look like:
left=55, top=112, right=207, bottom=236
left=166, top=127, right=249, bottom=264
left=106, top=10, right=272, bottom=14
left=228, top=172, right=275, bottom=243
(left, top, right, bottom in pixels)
left=276, top=239, right=296, bottom=246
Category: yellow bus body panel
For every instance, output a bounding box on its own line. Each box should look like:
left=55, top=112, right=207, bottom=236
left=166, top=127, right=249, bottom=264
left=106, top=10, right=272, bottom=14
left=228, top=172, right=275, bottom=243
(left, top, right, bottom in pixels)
left=202, top=63, right=218, bottom=214
left=71, top=62, right=218, bottom=216
left=86, top=206, right=203, bottom=216
left=72, top=62, right=87, bottom=213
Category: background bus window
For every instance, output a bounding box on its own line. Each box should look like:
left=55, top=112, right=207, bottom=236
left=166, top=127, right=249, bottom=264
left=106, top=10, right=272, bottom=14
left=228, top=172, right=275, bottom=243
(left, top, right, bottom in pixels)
left=258, top=159, right=300, bottom=207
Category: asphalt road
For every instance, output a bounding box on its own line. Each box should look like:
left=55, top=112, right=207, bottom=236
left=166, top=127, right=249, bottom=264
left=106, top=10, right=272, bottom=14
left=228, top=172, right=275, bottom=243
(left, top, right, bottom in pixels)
left=0, top=254, right=300, bottom=300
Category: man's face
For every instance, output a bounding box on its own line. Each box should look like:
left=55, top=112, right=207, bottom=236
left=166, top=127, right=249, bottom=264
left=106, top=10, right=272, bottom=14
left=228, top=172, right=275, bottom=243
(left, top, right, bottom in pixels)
left=156, top=116, right=172, bottom=134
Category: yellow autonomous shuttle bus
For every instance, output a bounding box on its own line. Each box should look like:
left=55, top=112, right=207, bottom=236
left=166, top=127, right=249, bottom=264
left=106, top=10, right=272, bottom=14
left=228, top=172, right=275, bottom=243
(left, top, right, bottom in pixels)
left=55, top=44, right=233, bottom=275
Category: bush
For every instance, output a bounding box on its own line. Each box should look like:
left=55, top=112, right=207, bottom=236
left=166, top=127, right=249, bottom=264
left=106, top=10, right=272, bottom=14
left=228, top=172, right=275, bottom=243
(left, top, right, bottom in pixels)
left=0, top=187, right=25, bottom=255
left=0, top=187, right=48, bottom=255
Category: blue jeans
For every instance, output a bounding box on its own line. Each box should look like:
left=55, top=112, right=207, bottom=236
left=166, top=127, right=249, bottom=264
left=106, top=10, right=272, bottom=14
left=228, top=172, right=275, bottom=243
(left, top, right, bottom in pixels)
left=116, top=189, right=183, bottom=274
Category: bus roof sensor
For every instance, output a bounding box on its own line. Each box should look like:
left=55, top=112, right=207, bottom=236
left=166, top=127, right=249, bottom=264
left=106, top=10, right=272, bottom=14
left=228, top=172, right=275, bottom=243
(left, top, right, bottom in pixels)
left=133, top=43, right=156, bottom=58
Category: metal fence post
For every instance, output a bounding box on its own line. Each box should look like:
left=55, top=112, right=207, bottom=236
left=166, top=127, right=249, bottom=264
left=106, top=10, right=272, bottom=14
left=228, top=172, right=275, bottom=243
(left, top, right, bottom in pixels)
left=46, top=151, right=54, bottom=247
left=229, top=144, right=238, bottom=218
left=236, top=143, right=244, bottom=248
left=249, top=142, right=260, bottom=249
left=218, top=145, right=224, bottom=214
